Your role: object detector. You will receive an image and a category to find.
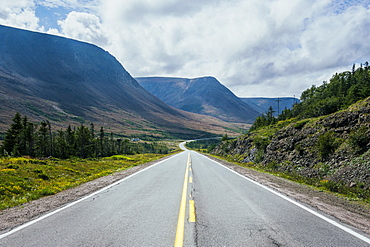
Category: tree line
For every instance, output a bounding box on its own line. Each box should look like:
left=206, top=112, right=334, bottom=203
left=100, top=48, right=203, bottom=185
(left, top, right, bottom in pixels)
left=0, top=113, right=169, bottom=158
left=250, top=62, right=370, bottom=131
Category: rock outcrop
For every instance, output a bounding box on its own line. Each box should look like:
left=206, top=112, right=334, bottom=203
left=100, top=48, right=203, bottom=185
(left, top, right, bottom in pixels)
left=213, top=97, right=370, bottom=192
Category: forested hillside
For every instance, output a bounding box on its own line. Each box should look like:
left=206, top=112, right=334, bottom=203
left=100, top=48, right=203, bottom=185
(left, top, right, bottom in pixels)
left=250, top=64, right=370, bottom=130
left=292, top=63, right=370, bottom=118
left=0, top=113, right=170, bottom=159
left=211, top=64, right=370, bottom=202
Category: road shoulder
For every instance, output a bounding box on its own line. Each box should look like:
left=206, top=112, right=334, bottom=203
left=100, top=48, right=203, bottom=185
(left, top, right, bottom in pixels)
left=203, top=154, right=370, bottom=235
left=0, top=155, right=173, bottom=232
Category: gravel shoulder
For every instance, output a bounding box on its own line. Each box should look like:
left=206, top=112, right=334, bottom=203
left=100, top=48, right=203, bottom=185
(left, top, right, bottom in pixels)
left=1, top=152, right=369, bottom=236
left=205, top=154, right=370, bottom=235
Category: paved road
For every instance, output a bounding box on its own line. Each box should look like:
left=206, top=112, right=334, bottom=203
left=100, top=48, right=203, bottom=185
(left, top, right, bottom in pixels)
left=1, top=148, right=369, bottom=246
left=190, top=151, right=370, bottom=246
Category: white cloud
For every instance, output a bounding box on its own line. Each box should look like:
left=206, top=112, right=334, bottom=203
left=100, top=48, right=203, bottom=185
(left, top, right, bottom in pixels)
left=300, top=5, right=370, bottom=67
left=36, top=0, right=99, bottom=10
left=57, top=11, right=108, bottom=47
left=1, top=0, right=370, bottom=97
left=0, top=0, right=41, bottom=30
left=98, top=0, right=370, bottom=97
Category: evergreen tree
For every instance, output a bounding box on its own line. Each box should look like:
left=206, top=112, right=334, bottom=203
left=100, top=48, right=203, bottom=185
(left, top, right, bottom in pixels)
left=54, top=129, right=68, bottom=159
left=36, top=120, right=49, bottom=157
left=24, top=120, right=36, bottom=156
left=0, top=113, right=167, bottom=158
left=99, top=127, right=105, bottom=157
left=65, top=125, right=76, bottom=157
left=3, top=113, right=23, bottom=156
left=76, top=125, right=93, bottom=158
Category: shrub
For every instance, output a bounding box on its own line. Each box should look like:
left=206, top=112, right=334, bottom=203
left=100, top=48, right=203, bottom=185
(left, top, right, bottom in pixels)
left=254, top=149, right=265, bottom=163
left=349, top=126, right=369, bottom=154
left=293, top=119, right=309, bottom=129
left=38, top=173, right=50, bottom=180
left=253, top=136, right=270, bottom=151
left=316, top=131, right=340, bottom=160
left=294, top=143, right=304, bottom=155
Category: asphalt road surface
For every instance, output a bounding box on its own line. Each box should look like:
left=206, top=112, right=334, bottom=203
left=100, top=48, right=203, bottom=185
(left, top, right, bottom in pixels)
left=1, top=146, right=369, bottom=246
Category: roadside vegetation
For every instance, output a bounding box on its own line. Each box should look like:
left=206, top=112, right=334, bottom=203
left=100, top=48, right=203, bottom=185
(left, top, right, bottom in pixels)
left=196, top=63, right=370, bottom=204
left=0, top=154, right=171, bottom=210
left=210, top=123, right=370, bottom=204
left=0, top=113, right=172, bottom=159
left=0, top=115, right=181, bottom=210
left=185, top=136, right=227, bottom=152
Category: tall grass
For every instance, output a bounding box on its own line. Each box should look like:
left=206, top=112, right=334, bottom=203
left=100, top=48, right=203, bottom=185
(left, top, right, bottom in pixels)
left=0, top=154, right=169, bottom=210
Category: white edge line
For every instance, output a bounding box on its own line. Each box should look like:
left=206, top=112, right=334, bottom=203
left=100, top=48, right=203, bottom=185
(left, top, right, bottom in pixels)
left=198, top=152, right=370, bottom=245
left=0, top=152, right=183, bottom=240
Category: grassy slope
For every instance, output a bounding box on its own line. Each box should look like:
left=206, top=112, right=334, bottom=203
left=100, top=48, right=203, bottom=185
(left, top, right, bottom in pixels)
left=0, top=153, right=174, bottom=210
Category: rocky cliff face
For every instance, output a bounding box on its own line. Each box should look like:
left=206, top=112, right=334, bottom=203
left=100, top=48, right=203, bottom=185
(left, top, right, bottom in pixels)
left=213, top=97, right=370, bottom=192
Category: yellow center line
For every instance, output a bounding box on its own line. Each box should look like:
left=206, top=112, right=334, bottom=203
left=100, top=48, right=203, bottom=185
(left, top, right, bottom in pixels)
left=174, top=153, right=191, bottom=247
left=189, top=176, right=193, bottom=184
left=189, top=200, right=196, bottom=222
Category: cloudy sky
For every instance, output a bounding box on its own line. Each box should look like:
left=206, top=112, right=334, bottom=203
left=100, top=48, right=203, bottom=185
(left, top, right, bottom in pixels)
left=1, top=0, right=370, bottom=97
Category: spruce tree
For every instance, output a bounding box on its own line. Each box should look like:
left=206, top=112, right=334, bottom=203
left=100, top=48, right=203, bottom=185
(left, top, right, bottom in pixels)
left=3, top=113, right=23, bottom=156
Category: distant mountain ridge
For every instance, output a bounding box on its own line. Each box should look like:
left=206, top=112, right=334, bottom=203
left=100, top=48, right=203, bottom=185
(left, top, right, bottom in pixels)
left=136, top=76, right=260, bottom=124
left=241, top=97, right=300, bottom=116
left=0, top=25, right=235, bottom=138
